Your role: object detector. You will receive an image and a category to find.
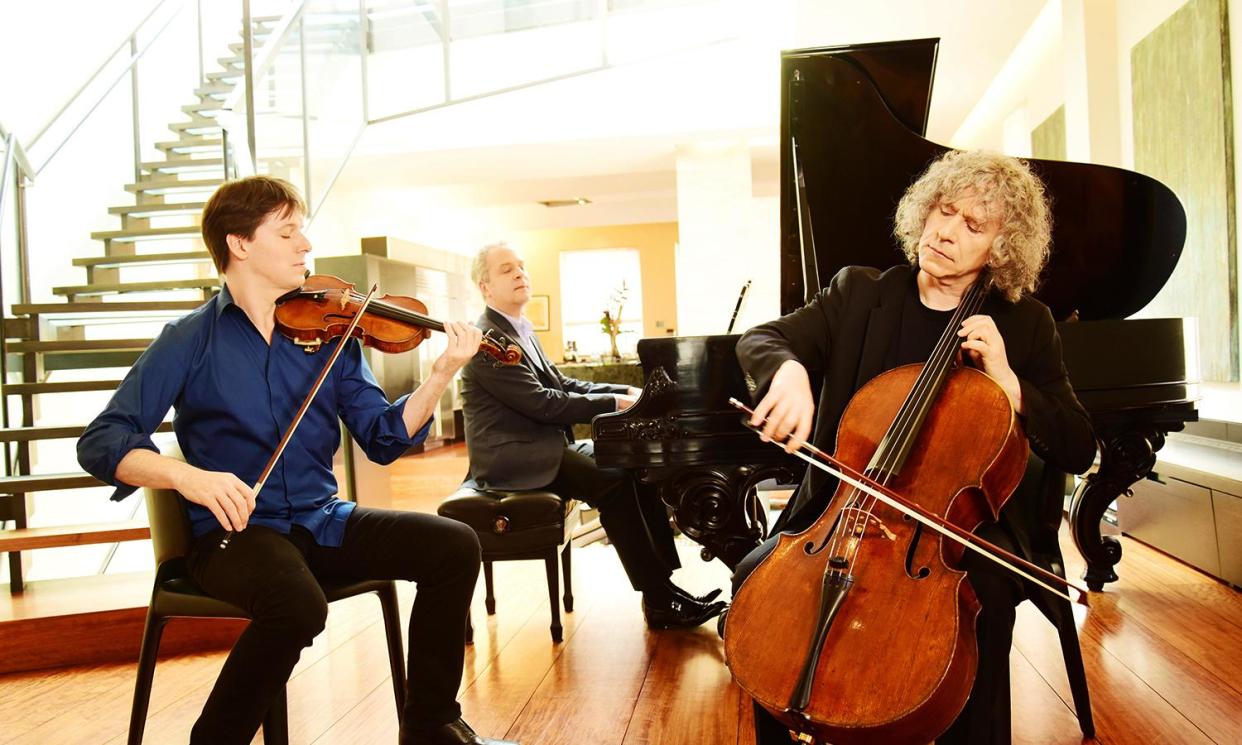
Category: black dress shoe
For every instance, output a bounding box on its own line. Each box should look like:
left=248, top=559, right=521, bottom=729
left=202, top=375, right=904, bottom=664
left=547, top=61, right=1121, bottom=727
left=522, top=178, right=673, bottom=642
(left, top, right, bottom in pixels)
left=642, top=594, right=729, bottom=630
left=671, top=585, right=723, bottom=605
left=400, top=717, right=519, bottom=745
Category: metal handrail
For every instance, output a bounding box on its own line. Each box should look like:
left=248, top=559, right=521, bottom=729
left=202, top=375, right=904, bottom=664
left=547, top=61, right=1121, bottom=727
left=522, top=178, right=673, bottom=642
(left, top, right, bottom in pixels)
left=219, top=0, right=309, bottom=150
left=0, top=123, right=35, bottom=183
left=28, top=0, right=191, bottom=177
left=27, top=0, right=177, bottom=148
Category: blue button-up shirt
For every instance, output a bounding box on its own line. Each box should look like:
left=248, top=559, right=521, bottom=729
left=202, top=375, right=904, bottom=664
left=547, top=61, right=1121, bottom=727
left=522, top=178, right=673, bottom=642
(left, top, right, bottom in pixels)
left=77, top=284, right=430, bottom=546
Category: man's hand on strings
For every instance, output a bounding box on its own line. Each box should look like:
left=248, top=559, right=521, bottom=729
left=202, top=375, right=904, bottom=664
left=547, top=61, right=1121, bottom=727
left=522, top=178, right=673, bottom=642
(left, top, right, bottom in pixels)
left=958, top=314, right=1023, bottom=412
left=432, top=321, right=484, bottom=377
left=750, top=359, right=815, bottom=453
left=176, top=467, right=256, bottom=532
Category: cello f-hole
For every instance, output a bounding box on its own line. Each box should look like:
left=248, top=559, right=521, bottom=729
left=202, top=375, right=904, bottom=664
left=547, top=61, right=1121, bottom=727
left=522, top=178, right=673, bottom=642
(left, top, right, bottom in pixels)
left=904, top=521, right=931, bottom=579
left=805, top=509, right=845, bottom=556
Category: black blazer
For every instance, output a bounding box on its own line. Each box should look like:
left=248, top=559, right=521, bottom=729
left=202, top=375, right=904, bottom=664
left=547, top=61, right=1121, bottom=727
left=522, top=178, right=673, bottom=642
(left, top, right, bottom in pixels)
left=459, top=308, right=628, bottom=490
left=736, top=265, right=1097, bottom=555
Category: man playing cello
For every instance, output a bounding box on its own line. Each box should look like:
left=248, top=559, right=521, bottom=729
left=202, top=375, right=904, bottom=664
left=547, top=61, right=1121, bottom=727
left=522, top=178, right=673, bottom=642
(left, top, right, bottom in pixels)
left=731, top=150, right=1097, bottom=744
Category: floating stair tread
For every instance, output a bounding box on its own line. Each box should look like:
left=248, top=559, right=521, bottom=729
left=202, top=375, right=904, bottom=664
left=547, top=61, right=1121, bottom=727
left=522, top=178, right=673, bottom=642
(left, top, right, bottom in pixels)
left=89, top=225, right=202, bottom=241
left=8, top=339, right=152, bottom=353
left=0, top=521, right=149, bottom=552
left=168, top=121, right=222, bottom=134
left=155, top=139, right=223, bottom=153
left=3, top=380, right=124, bottom=395
left=124, top=178, right=223, bottom=193
left=74, top=250, right=210, bottom=267
left=108, top=202, right=206, bottom=217
left=141, top=157, right=224, bottom=171
left=53, top=277, right=221, bottom=296
left=13, top=300, right=207, bottom=315
left=0, top=422, right=171, bottom=443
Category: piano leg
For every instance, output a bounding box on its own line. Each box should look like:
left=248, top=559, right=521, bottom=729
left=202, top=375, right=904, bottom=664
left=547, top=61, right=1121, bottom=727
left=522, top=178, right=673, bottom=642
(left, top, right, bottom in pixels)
left=645, top=463, right=797, bottom=570
left=1068, top=424, right=1167, bottom=591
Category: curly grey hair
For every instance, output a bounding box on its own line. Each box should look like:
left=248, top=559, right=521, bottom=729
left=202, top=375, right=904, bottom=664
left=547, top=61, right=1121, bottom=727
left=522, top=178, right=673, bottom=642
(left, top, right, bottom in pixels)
left=893, top=150, right=1051, bottom=302
left=470, top=242, right=510, bottom=285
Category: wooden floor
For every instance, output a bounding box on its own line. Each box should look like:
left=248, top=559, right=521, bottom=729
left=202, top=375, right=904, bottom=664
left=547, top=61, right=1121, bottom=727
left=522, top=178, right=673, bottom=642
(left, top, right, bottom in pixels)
left=2, top=444, right=1240, bottom=744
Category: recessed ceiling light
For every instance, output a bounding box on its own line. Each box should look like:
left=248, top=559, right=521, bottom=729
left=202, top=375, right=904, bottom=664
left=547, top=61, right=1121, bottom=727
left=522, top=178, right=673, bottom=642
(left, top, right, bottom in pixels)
left=538, top=197, right=592, bottom=208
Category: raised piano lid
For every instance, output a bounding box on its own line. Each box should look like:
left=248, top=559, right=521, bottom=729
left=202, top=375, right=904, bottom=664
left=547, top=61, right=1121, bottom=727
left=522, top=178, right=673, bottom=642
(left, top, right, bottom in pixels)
left=779, top=38, right=1188, bottom=324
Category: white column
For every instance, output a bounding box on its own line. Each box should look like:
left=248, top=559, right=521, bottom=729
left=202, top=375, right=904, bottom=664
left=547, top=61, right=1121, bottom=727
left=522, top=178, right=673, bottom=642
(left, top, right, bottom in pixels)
left=674, top=140, right=767, bottom=336
left=1063, top=0, right=1122, bottom=166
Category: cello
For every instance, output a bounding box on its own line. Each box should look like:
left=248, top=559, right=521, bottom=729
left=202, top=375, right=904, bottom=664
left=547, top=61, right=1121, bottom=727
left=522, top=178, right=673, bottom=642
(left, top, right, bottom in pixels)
left=722, top=276, right=1089, bottom=743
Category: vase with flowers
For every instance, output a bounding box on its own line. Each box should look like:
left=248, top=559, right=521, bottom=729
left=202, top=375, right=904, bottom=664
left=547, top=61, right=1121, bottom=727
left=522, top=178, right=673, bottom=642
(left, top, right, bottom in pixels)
left=600, top=281, right=629, bottom=362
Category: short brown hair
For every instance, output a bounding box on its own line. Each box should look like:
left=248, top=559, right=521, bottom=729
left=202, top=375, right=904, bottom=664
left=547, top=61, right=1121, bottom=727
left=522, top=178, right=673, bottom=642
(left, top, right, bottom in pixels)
left=200, top=176, right=307, bottom=273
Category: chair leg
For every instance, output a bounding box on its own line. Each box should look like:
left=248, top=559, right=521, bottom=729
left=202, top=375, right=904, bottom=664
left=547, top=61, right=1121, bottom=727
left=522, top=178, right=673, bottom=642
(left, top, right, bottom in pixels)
left=127, top=611, right=168, bottom=745
left=544, top=549, right=563, bottom=643
left=483, top=560, right=496, bottom=615
left=1032, top=585, right=1095, bottom=739
left=262, top=687, right=290, bottom=745
left=1056, top=608, right=1095, bottom=737
left=376, top=583, right=407, bottom=723
left=561, top=541, right=574, bottom=613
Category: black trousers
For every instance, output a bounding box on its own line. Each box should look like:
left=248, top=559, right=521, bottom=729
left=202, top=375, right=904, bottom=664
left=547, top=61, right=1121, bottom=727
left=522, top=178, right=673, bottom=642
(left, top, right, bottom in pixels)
left=185, top=506, right=481, bottom=745
left=732, top=530, right=1023, bottom=745
left=544, top=441, right=680, bottom=592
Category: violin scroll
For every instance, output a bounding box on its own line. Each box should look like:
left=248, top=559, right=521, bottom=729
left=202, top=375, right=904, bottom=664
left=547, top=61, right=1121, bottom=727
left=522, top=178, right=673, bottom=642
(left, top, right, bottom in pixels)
left=481, top=331, right=523, bottom=366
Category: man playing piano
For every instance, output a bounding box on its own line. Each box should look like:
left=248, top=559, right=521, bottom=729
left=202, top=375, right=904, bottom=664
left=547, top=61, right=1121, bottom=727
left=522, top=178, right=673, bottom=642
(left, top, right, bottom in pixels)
left=732, top=150, right=1097, bottom=744
left=459, top=242, right=728, bottom=630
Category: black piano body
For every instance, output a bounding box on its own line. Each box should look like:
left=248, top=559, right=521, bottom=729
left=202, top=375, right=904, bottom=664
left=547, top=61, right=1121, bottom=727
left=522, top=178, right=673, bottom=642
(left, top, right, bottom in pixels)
left=595, top=38, right=1198, bottom=588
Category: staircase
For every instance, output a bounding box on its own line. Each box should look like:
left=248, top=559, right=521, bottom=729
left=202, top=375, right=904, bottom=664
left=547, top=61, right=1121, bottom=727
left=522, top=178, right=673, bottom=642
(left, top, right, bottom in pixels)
left=0, top=16, right=286, bottom=595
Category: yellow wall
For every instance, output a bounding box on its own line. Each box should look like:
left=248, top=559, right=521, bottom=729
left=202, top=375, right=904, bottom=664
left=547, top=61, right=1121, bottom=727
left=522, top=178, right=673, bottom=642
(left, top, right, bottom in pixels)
left=512, top=222, right=679, bottom=363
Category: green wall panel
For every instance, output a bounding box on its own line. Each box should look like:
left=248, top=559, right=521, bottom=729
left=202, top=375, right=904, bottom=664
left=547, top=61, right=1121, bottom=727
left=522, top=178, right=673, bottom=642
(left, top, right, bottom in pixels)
left=1031, top=105, right=1066, bottom=161
left=1132, top=0, right=1237, bottom=381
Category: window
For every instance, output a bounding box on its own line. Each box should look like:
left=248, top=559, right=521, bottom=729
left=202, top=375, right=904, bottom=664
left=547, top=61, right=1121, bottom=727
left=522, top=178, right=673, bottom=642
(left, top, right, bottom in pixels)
left=559, top=248, right=643, bottom=358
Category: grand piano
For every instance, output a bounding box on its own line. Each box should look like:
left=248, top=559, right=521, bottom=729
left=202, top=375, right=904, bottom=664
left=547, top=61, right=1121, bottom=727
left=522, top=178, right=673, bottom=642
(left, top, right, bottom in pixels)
left=593, top=38, right=1198, bottom=590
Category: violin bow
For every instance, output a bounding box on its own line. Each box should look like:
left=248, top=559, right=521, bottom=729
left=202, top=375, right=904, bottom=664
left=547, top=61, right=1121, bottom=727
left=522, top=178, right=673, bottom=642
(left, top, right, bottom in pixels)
left=729, top=398, right=1091, bottom=605
left=219, top=284, right=379, bottom=549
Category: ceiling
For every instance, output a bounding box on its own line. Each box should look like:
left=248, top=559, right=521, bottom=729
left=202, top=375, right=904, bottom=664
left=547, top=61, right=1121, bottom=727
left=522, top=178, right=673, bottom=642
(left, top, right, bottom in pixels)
left=327, top=0, right=1049, bottom=233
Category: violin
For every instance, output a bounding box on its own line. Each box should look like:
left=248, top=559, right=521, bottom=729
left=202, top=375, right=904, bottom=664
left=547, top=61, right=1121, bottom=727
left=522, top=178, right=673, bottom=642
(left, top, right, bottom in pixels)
left=218, top=275, right=520, bottom=550
left=723, top=281, right=1086, bottom=744
left=274, top=274, right=521, bottom=365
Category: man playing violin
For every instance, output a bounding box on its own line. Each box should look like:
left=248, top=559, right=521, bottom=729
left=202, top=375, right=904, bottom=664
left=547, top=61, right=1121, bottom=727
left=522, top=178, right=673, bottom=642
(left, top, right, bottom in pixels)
left=78, top=176, right=516, bottom=745
left=458, top=242, right=728, bottom=630
left=731, top=151, right=1097, bottom=744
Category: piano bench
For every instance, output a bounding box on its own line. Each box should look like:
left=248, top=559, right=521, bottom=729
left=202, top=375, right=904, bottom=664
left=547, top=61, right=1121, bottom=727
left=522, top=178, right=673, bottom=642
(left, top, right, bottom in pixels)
left=437, top=487, right=580, bottom=643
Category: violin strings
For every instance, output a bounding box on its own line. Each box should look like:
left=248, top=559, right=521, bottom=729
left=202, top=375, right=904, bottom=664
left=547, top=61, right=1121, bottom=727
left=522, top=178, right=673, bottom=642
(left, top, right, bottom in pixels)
left=343, top=290, right=443, bottom=329
left=829, top=281, right=985, bottom=576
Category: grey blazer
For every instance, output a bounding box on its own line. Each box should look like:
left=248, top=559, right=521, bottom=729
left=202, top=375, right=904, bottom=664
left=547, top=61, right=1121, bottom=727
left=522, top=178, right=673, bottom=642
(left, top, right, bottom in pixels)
left=459, top=307, right=629, bottom=490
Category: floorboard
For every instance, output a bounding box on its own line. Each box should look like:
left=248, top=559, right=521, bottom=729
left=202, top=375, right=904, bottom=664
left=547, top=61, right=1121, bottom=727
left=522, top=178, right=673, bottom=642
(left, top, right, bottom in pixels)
left=2, top=445, right=1239, bottom=745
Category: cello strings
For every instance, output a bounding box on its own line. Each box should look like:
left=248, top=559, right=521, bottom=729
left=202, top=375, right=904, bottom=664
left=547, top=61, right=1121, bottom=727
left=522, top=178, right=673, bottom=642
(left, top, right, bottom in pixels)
left=820, top=281, right=977, bottom=566
left=842, top=281, right=986, bottom=575
left=843, top=281, right=983, bottom=568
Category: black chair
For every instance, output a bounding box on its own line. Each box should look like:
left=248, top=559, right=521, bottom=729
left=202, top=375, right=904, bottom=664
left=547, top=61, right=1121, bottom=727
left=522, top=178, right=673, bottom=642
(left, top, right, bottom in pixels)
left=127, top=486, right=408, bottom=745
left=437, top=488, right=578, bottom=642
left=1022, top=454, right=1095, bottom=738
